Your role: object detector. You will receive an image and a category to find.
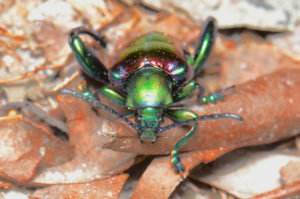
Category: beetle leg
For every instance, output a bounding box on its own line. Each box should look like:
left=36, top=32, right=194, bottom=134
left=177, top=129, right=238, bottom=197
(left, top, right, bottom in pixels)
left=173, top=80, right=205, bottom=103
left=123, top=112, right=136, bottom=118
left=200, top=85, right=236, bottom=104
left=193, top=17, right=216, bottom=75
left=93, top=86, right=126, bottom=105
left=69, top=28, right=109, bottom=83
left=78, top=81, right=126, bottom=106
left=58, top=89, right=139, bottom=131
left=165, top=109, right=198, bottom=176
left=174, top=81, right=236, bottom=105
left=160, top=112, right=243, bottom=133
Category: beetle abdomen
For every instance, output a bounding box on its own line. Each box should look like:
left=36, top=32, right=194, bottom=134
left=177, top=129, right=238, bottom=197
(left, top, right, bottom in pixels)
left=109, top=32, right=190, bottom=90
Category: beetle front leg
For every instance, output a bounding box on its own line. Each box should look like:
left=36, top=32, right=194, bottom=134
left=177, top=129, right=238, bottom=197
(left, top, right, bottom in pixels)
left=69, top=28, right=109, bottom=83
left=200, top=85, right=235, bottom=104
left=165, top=109, right=198, bottom=176
left=174, top=81, right=236, bottom=105
left=173, top=80, right=204, bottom=103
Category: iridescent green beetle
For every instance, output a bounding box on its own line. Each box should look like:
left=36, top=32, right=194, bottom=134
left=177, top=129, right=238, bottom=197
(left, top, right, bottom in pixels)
left=59, top=17, right=243, bottom=175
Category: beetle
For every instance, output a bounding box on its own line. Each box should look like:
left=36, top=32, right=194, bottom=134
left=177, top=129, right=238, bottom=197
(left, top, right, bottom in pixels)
left=58, top=17, right=243, bottom=175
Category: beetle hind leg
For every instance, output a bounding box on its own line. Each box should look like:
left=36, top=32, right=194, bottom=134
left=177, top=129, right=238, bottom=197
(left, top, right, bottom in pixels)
left=192, top=17, right=216, bottom=76
left=69, top=28, right=109, bottom=83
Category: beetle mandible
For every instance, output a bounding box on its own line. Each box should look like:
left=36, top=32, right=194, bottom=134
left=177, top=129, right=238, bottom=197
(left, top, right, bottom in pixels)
left=58, top=17, right=243, bottom=175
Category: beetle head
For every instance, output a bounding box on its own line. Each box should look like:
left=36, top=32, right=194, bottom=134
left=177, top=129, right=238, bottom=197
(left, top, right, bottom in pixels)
left=137, top=107, right=163, bottom=144
left=139, top=128, right=157, bottom=143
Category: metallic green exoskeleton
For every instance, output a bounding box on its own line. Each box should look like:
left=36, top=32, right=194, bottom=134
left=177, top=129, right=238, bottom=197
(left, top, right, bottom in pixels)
left=58, top=18, right=243, bottom=176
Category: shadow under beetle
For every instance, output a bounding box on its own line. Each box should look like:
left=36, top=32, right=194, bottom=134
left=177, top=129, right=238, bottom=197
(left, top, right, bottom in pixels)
left=58, top=17, right=243, bottom=176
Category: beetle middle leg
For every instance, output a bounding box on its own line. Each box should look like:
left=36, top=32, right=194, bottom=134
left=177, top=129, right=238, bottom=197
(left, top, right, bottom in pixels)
left=95, top=86, right=126, bottom=105
left=58, top=89, right=139, bottom=131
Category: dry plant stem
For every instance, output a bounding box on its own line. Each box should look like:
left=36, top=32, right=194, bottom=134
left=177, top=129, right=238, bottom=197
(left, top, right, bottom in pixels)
left=0, top=101, right=68, bottom=133
left=0, top=63, right=66, bottom=85
left=184, top=179, right=206, bottom=195
left=130, top=149, right=233, bottom=199
left=252, top=180, right=300, bottom=199
left=0, top=26, right=24, bottom=62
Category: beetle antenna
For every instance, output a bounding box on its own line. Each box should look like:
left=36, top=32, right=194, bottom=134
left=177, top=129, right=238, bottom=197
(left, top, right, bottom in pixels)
left=158, top=113, right=243, bottom=132
left=58, top=89, right=140, bottom=130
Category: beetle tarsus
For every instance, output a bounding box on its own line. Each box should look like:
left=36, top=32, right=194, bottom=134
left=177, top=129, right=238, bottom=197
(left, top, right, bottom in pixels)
left=171, top=150, right=185, bottom=180
left=198, top=85, right=236, bottom=104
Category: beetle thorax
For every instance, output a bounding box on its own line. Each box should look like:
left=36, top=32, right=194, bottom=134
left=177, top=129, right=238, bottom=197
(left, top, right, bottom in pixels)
left=125, top=68, right=173, bottom=109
